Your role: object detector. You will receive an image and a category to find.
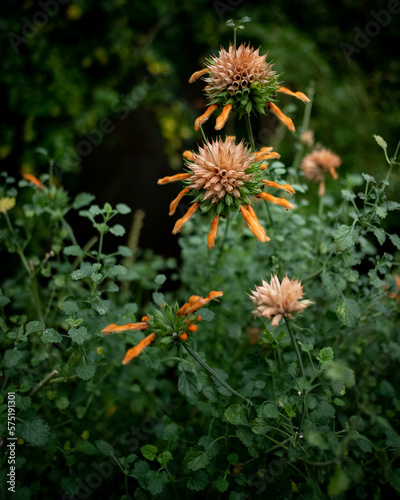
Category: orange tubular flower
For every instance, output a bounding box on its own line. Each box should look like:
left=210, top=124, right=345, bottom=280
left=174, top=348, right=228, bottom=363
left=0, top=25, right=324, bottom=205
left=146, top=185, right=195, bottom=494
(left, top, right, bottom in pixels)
left=207, top=215, right=219, bottom=249
left=267, top=102, right=295, bottom=132
left=101, top=321, right=149, bottom=335
left=195, top=104, right=218, bottom=130
left=158, top=173, right=191, bottom=185
left=240, top=205, right=270, bottom=242
left=277, top=86, right=310, bottom=103
left=257, top=192, right=295, bottom=210
left=262, top=180, right=295, bottom=195
left=23, top=173, right=43, bottom=190
left=177, top=291, right=223, bottom=316
left=122, top=333, right=156, bottom=365
left=169, top=187, right=192, bottom=216
left=215, top=104, right=233, bottom=130
left=172, top=202, right=200, bottom=234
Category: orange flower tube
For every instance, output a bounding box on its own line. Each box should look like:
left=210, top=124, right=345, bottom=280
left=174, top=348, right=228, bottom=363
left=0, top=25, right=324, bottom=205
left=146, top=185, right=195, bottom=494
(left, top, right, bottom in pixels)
left=122, top=333, right=156, bottom=364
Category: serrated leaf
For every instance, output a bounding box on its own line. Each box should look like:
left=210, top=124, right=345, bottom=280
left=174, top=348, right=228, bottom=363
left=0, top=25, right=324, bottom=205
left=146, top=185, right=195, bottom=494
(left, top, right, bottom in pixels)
left=326, top=361, right=355, bottom=388
left=96, top=439, right=114, bottom=457
left=55, top=396, right=69, bottom=410
left=141, top=444, right=158, bottom=461
left=224, top=405, right=248, bottom=426
left=199, top=308, right=215, bottom=322
left=341, top=189, right=355, bottom=201
left=373, top=227, right=386, bottom=245
left=158, top=451, right=173, bottom=468
left=19, top=418, right=50, bottom=446
left=305, top=430, right=330, bottom=450
left=130, top=460, right=150, bottom=488
left=107, top=265, right=128, bottom=277
left=110, top=224, right=126, bottom=237
left=89, top=205, right=102, bottom=216
left=335, top=223, right=360, bottom=251
left=389, top=233, right=400, bottom=250
left=388, top=468, right=400, bottom=492
left=235, top=428, right=253, bottom=447
left=328, top=465, right=351, bottom=497
left=215, top=476, right=229, bottom=492
left=145, top=470, right=168, bottom=496
left=68, top=326, right=89, bottom=345
left=187, top=471, right=208, bottom=492
left=73, top=193, right=96, bottom=209
left=152, top=292, right=165, bottom=306
left=75, top=440, right=97, bottom=455
left=116, top=203, right=131, bottom=214
left=76, top=365, right=96, bottom=381
left=362, top=173, right=376, bottom=183
left=25, top=321, right=45, bottom=335
left=117, top=245, right=132, bottom=257
left=336, top=297, right=360, bottom=328
left=318, top=347, right=334, bottom=362
left=154, top=274, right=167, bottom=285
left=375, top=205, right=387, bottom=218
left=4, top=349, right=24, bottom=368
left=311, top=401, right=335, bottom=422
left=373, top=134, right=387, bottom=151
left=71, top=262, right=94, bottom=280
left=63, top=245, right=82, bottom=257
left=61, top=300, right=79, bottom=315
left=178, top=371, right=198, bottom=402
left=344, top=268, right=359, bottom=282
left=41, top=328, right=63, bottom=343
left=183, top=439, right=220, bottom=471
left=260, top=403, right=279, bottom=420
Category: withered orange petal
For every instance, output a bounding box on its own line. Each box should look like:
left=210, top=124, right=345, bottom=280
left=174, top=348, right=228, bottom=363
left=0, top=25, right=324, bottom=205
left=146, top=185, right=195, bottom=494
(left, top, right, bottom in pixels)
left=101, top=322, right=149, bottom=334
left=23, top=173, right=43, bottom=190
left=122, top=333, right=156, bottom=364
left=261, top=180, right=295, bottom=195
left=252, top=147, right=273, bottom=155
left=158, top=173, right=191, bottom=185
left=253, top=152, right=281, bottom=162
left=215, top=104, right=233, bottom=130
left=207, top=215, right=219, bottom=249
left=329, top=166, right=338, bottom=180
left=240, top=205, right=270, bottom=242
left=277, top=86, right=310, bottom=103
left=257, top=192, right=295, bottom=210
left=318, top=181, right=326, bottom=197
left=172, top=202, right=200, bottom=234
left=189, top=68, right=210, bottom=83
left=169, top=187, right=191, bottom=216
left=195, top=104, right=218, bottom=130
left=268, top=102, right=295, bottom=132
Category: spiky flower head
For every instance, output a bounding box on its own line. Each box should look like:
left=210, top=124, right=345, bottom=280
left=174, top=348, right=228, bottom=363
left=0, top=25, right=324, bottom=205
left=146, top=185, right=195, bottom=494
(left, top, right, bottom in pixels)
left=250, top=274, right=313, bottom=327
left=301, top=147, right=342, bottom=196
left=158, top=137, right=296, bottom=248
left=189, top=43, right=310, bottom=131
left=102, top=291, right=223, bottom=364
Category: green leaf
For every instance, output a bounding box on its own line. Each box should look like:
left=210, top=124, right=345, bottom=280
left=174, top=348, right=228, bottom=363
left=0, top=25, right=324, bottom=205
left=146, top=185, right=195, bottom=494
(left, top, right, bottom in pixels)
left=199, top=308, right=215, bottom=322
left=76, top=365, right=96, bottom=381
left=373, top=134, right=388, bottom=151
left=178, top=371, right=198, bottom=402
left=344, top=268, right=359, bottom=282
left=152, top=292, right=165, bottom=306
left=373, top=227, right=386, bottom=245
left=110, top=224, right=126, bottom=237
left=224, top=405, right=248, bottom=426
left=25, top=321, right=45, bottom=335
left=63, top=245, right=82, bottom=257
left=145, top=470, right=168, bottom=496
left=326, top=361, right=355, bottom=388
left=96, top=440, right=114, bottom=457
left=260, top=403, right=279, bottom=420
left=71, top=262, right=94, bottom=280
left=141, top=444, right=158, bottom=461
left=184, top=438, right=220, bottom=471
left=75, top=440, right=97, bottom=455
left=235, top=428, right=253, bottom=447
left=311, top=401, right=335, bottom=422
left=158, top=451, right=173, bottom=468
left=130, top=461, right=150, bottom=488
left=55, top=396, right=70, bottom=410
left=334, top=223, right=360, bottom=251
left=73, top=192, right=96, bottom=209
left=19, top=417, right=50, bottom=446
left=107, top=264, right=128, bottom=278
left=215, top=477, right=229, bottom=492
left=89, top=205, right=102, bottom=216
left=375, top=205, right=387, bottom=218
left=227, top=453, right=239, bottom=465
left=305, top=430, right=330, bottom=450
left=389, top=233, right=400, bottom=250
left=318, top=347, right=334, bottom=363
left=116, top=203, right=131, bottom=214
left=68, top=326, right=89, bottom=345
left=341, top=189, right=355, bottom=201
left=61, top=300, right=79, bottom=315
left=154, top=274, right=167, bottom=286
left=388, top=468, right=400, bottom=492
left=41, top=328, right=63, bottom=343
left=362, top=173, right=376, bottom=183
left=187, top=471, right=209, bottom=491
left=328, top=465, right=351, bottom=497
left=117, top=245, right=133, bottom=257
left=336, top=297, right=360, bottom=329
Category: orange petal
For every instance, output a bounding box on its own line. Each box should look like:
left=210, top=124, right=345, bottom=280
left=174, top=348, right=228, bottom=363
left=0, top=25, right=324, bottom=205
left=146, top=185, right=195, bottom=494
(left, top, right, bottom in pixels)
left=240, top=205, right=270, bottom=242
left=277, top=86, right=310, bottom=103
left=158, top=173, right=191, bottom=185
left=253, top=152, right=281, bottom=162
left=102, top=322, right=149, bottom=335
left=177, top=291, right=223, bottom=316
left=182, top=150, right=195, bottom=161
left=122, top=333, right=156, bottom=364
left=23, top=173, right=43, bottom=190
left=169, top=187, right=191, bottom=216
left=318, top=181, right=326, bottom=197
left=329, top=166, right=338, bottom=180
left=187, top=324, right=197, bottom=333
left=195, top=104, right=218, bottom=130
left=268, top=102, right=295, bottom=132
left=172, top=202, right=200, bottom=234
left=215, top=104, right=233, bottom=130
left=251, top=147, right=273, bottom=156
left=141, top=316, right=150, bottom=322
left=257, top=192, right=295, bottom=210
left=207, top=215, right=219, bottom=249
left=226, top=135, right=236, bottom=142
left=189, top=68, right=210, bottom=83
left=261, top=180, right=295, bottom=195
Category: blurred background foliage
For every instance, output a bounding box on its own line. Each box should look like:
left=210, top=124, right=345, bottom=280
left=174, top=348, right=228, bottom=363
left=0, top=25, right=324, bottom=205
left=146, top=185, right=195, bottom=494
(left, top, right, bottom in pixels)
left=1, top=0, right=399, bottom=251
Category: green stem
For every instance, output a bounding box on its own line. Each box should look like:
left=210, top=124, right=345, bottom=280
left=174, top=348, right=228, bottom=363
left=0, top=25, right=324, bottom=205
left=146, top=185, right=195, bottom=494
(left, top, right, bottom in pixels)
left=30, top=370, right=59, bottom=397
left=244, top=112, right=256, bottom=152
left=199, top=124, right=219, bottom=168
left=384, top=138, right=400, bottom=185
left=285, top=318, right=305, bottom=379
left=292, top=81, right=315, bottom=174
left=183, top=344, right=253, bottom=406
